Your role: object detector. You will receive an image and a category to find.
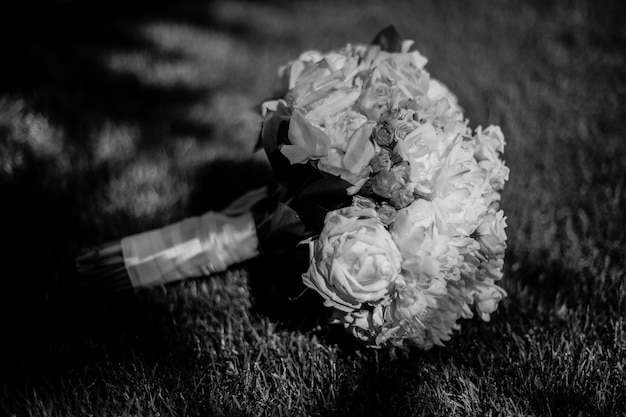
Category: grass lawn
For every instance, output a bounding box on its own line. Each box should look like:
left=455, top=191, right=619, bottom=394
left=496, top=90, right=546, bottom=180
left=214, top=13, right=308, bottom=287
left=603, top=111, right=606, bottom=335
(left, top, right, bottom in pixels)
left=0, top=0, right=625, bottom=415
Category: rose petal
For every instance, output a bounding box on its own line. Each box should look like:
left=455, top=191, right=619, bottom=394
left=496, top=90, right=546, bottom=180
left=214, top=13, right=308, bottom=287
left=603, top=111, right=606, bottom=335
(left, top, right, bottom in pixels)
left=283, top=109, right=331, bottom=163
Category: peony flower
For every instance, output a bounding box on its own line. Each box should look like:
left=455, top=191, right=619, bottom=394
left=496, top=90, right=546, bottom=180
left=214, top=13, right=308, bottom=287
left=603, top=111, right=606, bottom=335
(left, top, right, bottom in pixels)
left=377, top=273, right=459, bottom=349
left=303, top=207, right=402, bottom=312
left=394, top=121, right=446, bottom=194
left=430, top=136, right=486, bottom=199
left=390, top=199, right=439, bottom=259
left=425, top=140, right=492, bottom=236
left=385, top=283, right=435, bottom=327
left=392, top=202, right=467, bottom=284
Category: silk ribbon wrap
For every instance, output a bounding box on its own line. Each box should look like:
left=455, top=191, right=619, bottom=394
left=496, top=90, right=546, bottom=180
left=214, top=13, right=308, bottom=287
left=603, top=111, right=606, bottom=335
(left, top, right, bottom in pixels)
left=121, top=211, right=259, bottom=288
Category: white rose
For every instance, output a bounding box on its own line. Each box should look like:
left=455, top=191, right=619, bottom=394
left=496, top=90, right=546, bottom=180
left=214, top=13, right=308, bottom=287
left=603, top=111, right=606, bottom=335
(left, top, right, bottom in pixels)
left=473, top=281, right=507, bottom=321
left=476, top=210, right=508, bottom=257
left=479, top=159, right=510, bottom=192
left=374, top=52, right=430, bottom=99
left=474, top=125, right=505, bottom=163
left=277, top=50, right=323, bottom=91
left=280, top=108, right=376, bottom=193
left=391, top=199, right=471, bottom=284
left=303, top=207, right=402, bottom=312
left=478, top=257, right=505, bottom=281
left=426, top=78, right=464, bottom=120
left=281, top=108, right=332, bottom=164
left=315, top=111, right=376, bottom=193
left=283, top=46, right=362, bottom=103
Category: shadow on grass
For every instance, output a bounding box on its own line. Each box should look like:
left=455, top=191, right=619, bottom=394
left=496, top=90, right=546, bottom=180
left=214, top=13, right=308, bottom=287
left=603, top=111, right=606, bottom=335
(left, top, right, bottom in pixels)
left=247, top=249, right=325, bottom=328
left=0, top=156, right=285, bottom=381
left=0, top=0, right=290, bottom=383
left=0, top=0, right=222, bottom=151
left=0, top=0, right=301, bottom=152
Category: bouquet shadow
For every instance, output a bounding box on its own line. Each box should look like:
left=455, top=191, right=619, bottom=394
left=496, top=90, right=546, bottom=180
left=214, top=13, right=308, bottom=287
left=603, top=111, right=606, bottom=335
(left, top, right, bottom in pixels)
left=246, top=248, right=334, bottom=333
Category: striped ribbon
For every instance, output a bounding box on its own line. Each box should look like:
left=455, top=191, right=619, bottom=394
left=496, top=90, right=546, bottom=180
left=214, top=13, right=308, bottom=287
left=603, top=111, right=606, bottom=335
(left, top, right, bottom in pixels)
left=121, top=211, right=259, bottom=288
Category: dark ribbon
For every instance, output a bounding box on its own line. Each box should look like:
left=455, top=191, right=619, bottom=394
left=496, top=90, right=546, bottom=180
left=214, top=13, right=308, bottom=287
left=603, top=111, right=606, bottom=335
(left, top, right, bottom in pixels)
left=372, top=25, right=403, bottom=53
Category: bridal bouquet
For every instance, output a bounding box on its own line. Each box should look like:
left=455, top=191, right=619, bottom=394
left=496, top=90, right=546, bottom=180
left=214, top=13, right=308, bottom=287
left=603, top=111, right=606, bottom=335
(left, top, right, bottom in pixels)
left=261, top=27, right=509, bottom=349
left=78, top=27, right=509, bottom=351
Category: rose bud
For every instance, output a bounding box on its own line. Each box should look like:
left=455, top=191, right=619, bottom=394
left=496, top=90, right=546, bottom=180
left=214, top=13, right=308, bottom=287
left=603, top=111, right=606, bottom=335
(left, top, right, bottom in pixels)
left=393, top=121, right=415, bottom=141
left=391, top=161, right=411, bottom=183
left=371, top=170, right=398, bottom=198
left=370, top=150, right=392, bottom=173
left=358, top=85, right=393, bottom=120
left=372, top=122, right=395, bottom=147
left=376, top=203, right=397, bottom=226
left=352, top=195, right=377, bottom=209
left=390, top=187, right=415, bottom=209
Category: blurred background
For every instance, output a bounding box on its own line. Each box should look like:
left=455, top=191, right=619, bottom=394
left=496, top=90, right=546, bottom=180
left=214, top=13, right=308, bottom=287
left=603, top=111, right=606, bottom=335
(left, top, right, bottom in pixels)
left=0, top=0, right=624, bottom=415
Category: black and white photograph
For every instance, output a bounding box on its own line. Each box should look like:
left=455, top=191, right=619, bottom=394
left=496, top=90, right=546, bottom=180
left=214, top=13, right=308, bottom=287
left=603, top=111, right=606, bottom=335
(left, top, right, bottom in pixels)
left=0, top=0, right=624, bottom=415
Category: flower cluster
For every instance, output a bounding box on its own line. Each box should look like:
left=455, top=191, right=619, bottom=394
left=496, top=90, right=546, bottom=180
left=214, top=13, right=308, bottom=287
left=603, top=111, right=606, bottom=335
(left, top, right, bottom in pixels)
left=263, top=36, right=509, bottom=349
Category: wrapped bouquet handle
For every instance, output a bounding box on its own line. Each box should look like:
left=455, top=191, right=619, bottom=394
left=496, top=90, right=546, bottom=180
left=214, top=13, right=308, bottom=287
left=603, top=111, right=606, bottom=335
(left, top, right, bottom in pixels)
left=121, top=210, right=258, bottom=288
left=76, top=187, right=305, bottom=292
